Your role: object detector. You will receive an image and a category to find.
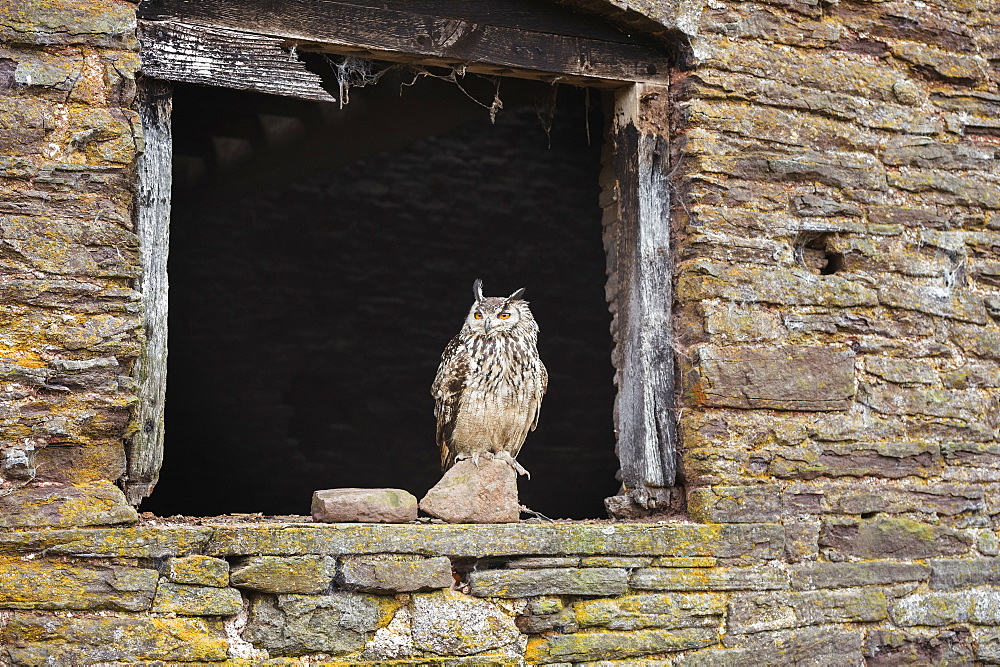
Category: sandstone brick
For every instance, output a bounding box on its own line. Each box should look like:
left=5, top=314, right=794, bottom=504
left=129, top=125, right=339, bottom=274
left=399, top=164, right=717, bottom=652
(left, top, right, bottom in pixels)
left=863, top=356, right=939, bottom=384
left=630, top=567, right=788, bottom=591
left=0, top=481, right=136, bottom=529
left=230, top=555, right=335, bottom=594
left=784, top=480, right=984, bottom=516
left=891, top=589, right=1000, bottom=626
left=687, top=485, right=781, bottom=523
left=0, top=613, right=229, bottom=663
left=411, top=589, right=521, bottom=655
left=419, top=458, right=520, bottom=524
left=877, top=284, right=987, bottom=324
left=722, top=624, right=864, bottom=663
left=676, top=262, right=878, bottom=307
left=243, top=591, right=396, bottom=657
left=865, top=628, right=975, bottom=666
left=506, top=556, right=579, bottom=568
left=205, top=523, right=785, bottom=559
left=580, top=556, right=653, bottom=567
left=164, top=555, right=229, bottom=587
left=888, top=169, right=1000, bottom=210
left=338, top=555, right=453, bottom=593
left=858, top=384, right=989, bottom=423
left=517, top=607, right=579, bottom=634
left=311, top=488, right=418, bottom=523
left=727, top=589, right=886, bottom=634
left=784, top=520, right=820, bottom=562
left=0, top=0, right=138, bottom=48
left=819, top=516, right=972, bottom=559
left=468, top=567, right=627, bottom=598
left=526, top=627, right=718, bottom=663
left=683, top=345, right=855, bottom=411
left=673, top=647, right=753, bottom=666
left=0, top=526, right=214, bottom=558
left=951, top=322, right=1000, bottom=360
left=0, top=557, right=157, bottom=611
left=150, top=581, right=242, bottom=616
left=889, top=42, right=988, bottom=83
left=771, top=441, right=942, bottom=480
left=929, top=558, right=1000, bottom=589
left=651, top=557, right=718, bottom=567
left=574, top=592, right=725, bottom=631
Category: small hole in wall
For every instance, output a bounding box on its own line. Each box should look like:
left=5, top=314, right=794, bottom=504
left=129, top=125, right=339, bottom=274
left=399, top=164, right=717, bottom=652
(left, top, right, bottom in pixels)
left=860, top=512, right=877, bottom=519
left=796, top=233, right=843, bottom=276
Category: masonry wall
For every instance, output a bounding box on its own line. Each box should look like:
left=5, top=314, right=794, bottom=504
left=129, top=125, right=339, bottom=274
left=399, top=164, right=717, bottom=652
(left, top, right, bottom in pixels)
left=1, top=0, right=999, bottom=663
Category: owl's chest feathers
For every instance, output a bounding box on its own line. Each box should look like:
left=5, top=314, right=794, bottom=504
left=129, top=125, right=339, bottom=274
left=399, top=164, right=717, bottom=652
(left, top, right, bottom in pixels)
left=464, top=334, right=538, bottom=394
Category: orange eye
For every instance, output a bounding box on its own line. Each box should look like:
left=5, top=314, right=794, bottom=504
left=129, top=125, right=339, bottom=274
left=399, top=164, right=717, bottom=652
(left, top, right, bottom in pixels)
left=474, top=312, right=483, bottom=319
left=498, top=312, right=511, bottom=319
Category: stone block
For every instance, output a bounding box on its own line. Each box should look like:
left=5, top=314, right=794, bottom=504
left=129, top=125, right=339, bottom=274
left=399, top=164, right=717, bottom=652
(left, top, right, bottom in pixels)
left=517, top=607, right=579, bottom=634
left=526, top=627, right=718, bottom=663
left=858, top=384, right=987, bottom=423
left=784, top=520, right=820, bottom=562
left=820, top=516, right=972, bottom=559
left=581, top=556, right=653, bottom=567
left=976, top=629, right=1000, bottom=664
left=164, top=555, right=229, bottom=587
left=929, top=558, right=1000, bottom=589
left=506, top=556, right=580, bottom=568
left=311, top=488, right=417, bottom=523
left=722, top=624, right=864, bottom=663
left=687, top=485, right=781, bottom=523
left=683, top=345, right=855, bottom=411
left=230, top=555, right=335, bottom=594
left=0, top=526, right=215, bottom=558
left=0, top=557, right=156, bottom=611
left=150, top=581, right=243, bottom=616
left=942, top=362, right=1000, bottom=388
left=469, top=567, right=627, bottom=598
left=206, top=522, right=784, bottom=559
left=863, top=356, right=939, bottom=384
left=771, top=442, right=941, bottom=480
left=243, top=591, right=397, bottom=656
left=888, top=169, right=1000, bottom=210
left=0, top=0, right=138, bottom=47
left=0, top=481, right=137, bottom=528
left=630, top=567, right=788, bottom=591
left=943, top=442, right=1000, bottom=469
left=865, top=628, right=975, bottom=666
left=0, top=613, right=229, bottom=663
left=673, top=647, right=753, bottom=666
left=891, top=589, right=1000, bottom=626
left=952, top=322, right=1000, bottom=360
left=419, top=459, right=520, bottom=524
left=338, top=555, right=453, bottom=593
left=727, top=589, right=886, bottom=634
left=784, top=480, right=984, bottom=516
left=575, top=592, right=725, bottom=631
left=877, top=284, right=987, bottom=324
left=651, top=556, right=717, bottom=567
left=790, top=561, right=931, bottom=590
left=675, top=262, right=878, bottom=308
left=411, top=589, right=521, bottom=656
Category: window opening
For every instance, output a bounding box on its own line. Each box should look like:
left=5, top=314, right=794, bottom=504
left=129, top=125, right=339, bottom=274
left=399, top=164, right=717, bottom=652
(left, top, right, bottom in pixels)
left=141, top=71, right=620, bottom=519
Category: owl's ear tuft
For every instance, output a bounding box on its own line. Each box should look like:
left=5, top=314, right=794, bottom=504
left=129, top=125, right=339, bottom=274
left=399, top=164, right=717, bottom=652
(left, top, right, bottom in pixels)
left=473, top=279, right=484, bottom=302
left=507, top=287, right=526, bottom=301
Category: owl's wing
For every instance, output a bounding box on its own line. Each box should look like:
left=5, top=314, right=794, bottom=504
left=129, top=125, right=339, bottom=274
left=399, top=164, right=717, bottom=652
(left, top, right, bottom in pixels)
left=531, top=359, right=548, bottom=431
left=431, top=335, right=467, bottom=471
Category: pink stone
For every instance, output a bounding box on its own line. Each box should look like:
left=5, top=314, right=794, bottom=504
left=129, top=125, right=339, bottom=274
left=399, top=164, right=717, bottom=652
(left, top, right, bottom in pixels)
left=419, top=459, right=520, bottom=524
left=311, top=488, right=417, bottom=523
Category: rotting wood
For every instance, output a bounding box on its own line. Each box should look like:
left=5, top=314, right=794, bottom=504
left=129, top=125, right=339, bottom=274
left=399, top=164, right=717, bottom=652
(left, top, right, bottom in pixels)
left=125, top=79, right=172, bottom=506
left=604, top=83, right=676, bottom=509
left=140, top=21, right=336, bottom=103
left=137, top=0, right=672, bottom=87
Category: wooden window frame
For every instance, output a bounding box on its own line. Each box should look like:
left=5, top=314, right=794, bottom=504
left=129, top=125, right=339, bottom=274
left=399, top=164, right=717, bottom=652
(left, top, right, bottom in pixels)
left=127, top=0, right=678, bottom=511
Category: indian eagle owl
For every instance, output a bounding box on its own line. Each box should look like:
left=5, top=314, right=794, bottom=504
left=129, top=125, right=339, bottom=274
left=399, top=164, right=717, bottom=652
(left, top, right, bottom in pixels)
left=431, top=279, right=547, bottom=477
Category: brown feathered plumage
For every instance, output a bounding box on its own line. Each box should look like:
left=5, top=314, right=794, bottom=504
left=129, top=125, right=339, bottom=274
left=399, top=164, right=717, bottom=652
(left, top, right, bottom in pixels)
left=431, top=280, right=547, bottom=475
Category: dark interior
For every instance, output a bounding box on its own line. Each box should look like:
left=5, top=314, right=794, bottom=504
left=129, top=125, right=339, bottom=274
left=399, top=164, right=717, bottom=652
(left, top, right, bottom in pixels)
left=143, top=67, right=619, bottom=519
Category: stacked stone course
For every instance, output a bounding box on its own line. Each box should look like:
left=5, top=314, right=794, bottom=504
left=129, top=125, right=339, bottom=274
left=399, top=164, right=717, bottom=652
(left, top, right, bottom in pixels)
left=1, top=0, right=1000, bottom=662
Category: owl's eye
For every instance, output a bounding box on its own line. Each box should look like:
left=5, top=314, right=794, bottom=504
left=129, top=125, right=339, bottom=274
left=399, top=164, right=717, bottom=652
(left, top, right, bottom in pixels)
left=474, top=312, right=483, bottom=319
left=497, top=312, right=511, bottom=319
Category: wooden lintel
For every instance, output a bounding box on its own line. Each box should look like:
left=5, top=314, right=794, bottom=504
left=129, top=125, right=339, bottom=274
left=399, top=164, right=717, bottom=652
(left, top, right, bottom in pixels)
left=137, top=0, right=672, bottom=86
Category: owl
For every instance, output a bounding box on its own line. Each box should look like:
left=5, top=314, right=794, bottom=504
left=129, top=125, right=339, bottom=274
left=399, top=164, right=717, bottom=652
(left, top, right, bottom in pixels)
left=431, top=279, right=548, bottom=477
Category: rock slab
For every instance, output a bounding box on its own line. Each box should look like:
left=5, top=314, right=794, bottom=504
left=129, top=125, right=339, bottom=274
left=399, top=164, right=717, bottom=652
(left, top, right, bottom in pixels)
left=418, top=459, right=520, bottom=523
left=311, top=488, right=417, bottom=523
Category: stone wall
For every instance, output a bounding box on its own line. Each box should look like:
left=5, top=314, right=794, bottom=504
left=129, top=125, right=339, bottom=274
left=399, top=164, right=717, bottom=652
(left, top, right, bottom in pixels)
left=1, top=0, right=1000, bottom=663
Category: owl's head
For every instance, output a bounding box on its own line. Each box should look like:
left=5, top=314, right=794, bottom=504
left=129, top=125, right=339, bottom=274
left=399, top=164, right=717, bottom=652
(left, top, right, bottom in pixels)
left=464, top=279, right=535, bottom=336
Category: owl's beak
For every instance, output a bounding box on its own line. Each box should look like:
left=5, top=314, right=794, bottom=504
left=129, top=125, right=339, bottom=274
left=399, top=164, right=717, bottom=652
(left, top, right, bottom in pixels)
left=483, top=319, right=492, bottom=334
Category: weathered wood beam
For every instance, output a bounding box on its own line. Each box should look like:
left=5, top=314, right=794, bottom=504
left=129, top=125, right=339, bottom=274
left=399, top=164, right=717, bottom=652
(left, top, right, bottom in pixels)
left=138, top=0, right=671, bottom=85
left=140, top=21, right=336, bottom=103
left=605, top=83, right=676, bottom=509
left=125, top=79, right=172, bottom=506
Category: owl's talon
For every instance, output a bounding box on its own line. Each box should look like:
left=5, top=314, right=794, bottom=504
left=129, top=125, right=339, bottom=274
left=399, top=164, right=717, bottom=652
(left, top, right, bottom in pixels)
left=496, top=451, right=530, bottom=479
